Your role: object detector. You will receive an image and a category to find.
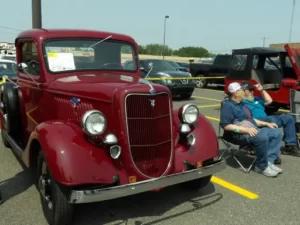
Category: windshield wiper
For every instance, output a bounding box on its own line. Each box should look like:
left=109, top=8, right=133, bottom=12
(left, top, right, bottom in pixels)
left=88, top=35, right=112, bottom=48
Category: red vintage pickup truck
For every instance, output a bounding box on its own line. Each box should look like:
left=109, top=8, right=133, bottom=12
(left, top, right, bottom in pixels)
left=0, top=28, right=225, bottom=225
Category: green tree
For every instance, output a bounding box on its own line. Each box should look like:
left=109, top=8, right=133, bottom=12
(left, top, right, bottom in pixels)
left=173, top=46, right=215, bottom=58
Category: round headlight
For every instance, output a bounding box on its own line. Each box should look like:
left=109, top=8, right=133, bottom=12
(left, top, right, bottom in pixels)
left=82, top=110, right=106, bottom=136
left=180, top=104, right=199, bottom=124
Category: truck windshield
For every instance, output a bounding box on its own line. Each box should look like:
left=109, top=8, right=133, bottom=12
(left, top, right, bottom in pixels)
left=44, top=39, right=138, bottom=73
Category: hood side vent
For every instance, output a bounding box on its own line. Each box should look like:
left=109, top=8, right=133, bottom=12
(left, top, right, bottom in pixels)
left=54, top=96, right=93, bottom=124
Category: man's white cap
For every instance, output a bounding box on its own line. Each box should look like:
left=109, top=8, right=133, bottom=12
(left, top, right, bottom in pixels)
left=228, top=82, right=242, bottom=93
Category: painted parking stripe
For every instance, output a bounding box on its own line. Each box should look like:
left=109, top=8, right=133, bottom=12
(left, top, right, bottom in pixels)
left=205, top=116, right=220, bottom=121
left=211, top=176, right=259, bottom=200
left=198, top=104, right=220, bottom=108
left=193, top=96, right=222, bottom=102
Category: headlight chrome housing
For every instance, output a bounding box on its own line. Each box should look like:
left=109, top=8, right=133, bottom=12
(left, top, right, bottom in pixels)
left=179, top=104, right=199, bottom=124
left=82, top=110, right=106, bottom=136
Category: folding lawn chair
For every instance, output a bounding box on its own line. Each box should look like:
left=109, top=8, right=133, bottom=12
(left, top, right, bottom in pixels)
left=217, top=97, right=257, bottom=173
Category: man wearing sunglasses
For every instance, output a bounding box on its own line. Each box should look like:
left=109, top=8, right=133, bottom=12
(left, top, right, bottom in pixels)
left=241, top=81, right=300, bottom=157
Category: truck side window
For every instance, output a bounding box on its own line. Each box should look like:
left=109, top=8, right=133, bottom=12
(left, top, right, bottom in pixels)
left=21, top=42, right=40, bottom=76
left=231, top=54, right=247, bottom=71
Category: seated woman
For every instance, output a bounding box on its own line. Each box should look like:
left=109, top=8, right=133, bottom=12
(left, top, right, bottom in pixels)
left=221, top=82, right=283, bottom=177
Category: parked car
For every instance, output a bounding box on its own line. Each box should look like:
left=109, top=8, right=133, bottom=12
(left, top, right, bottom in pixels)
left=123, top=59, right=196, bottom=99
left=224, top=45, right=300, bottom=113
left=0, top=59, right=17, bottom=80
left=0, top=28, right=225, bottom=225
left=189, top=54, right=231, bottom=88
left=165, top=60, right=189, bottom=72
left=176, top=62, right=190, bottom=72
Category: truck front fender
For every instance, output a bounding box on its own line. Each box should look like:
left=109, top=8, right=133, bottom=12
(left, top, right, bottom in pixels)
left=35, top=120, right=119, bottom=186
left=172, top=109, right=219, bottom=173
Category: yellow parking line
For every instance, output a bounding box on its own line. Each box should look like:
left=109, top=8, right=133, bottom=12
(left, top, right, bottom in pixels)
left=193, top=96, right=222, bottom=102
left=279, top=109, right=290, bottom=113
left=198, top=104, right=220, bottom=108
left=211, top=176, right=259, bottom=200
left=205, top=116, right=220, bottom=121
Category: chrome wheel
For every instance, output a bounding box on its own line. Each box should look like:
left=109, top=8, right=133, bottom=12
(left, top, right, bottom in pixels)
left=196, top=75, right=206, bottom=88
left=39, top=161, right=53, bottom=210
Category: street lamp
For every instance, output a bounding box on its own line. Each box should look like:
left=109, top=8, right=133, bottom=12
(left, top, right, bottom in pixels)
left=288, top=0, right=296, bottom=43
left=32, top=0, right=42, bottom=29
left=163, top=15, right=169, bottom=60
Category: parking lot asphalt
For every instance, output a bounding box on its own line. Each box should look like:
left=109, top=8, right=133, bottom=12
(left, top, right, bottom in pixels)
left=0, top=86, right=300, bottom=225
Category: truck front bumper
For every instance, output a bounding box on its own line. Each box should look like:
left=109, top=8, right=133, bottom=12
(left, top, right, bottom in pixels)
left=69, top=159, right=226, bottom=204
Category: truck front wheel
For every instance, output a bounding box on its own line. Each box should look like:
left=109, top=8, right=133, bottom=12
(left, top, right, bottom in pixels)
left=37, top=151, right=74, bottom=225
left=195, top=75, right=207, bottom=88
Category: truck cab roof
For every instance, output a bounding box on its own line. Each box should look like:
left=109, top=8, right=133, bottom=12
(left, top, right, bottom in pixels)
left=16, top=29, right=137, bottom=44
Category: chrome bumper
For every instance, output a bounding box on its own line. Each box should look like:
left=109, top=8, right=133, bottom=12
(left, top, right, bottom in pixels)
left=69, top=159, right=226, bottom=204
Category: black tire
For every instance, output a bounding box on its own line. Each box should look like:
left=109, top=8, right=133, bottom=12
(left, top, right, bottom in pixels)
left=180, top=175, right=212, bottom=190
left=195, top=75, right=207, bottom=88
left=1, top=131, right=10, bottom=148
left=2, top=82, right=22, bottom=137
left=180, top=92, right=193, bottom=100
left=37, top=151, right=74, bottom=225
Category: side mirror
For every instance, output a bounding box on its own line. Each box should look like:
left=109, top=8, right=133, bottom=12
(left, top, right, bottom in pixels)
left=140, top=67, right=147, bottom=72
left=18, top=62, right=28, bottom=71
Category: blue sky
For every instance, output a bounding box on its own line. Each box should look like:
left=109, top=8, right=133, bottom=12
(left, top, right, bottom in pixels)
left=0, top=0, right=299, bottom=53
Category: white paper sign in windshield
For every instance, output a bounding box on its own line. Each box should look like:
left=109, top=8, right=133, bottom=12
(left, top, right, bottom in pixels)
left=47, top=53, right=76, bottom=72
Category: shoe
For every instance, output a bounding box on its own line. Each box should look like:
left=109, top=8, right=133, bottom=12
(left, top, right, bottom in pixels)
left=254, top=165, right=278, bottom=177
left=274, top=157, right=281, bottom=165
left=281, top=146, right=300, bottom=157
left=268, top=162, right=283, bottom=174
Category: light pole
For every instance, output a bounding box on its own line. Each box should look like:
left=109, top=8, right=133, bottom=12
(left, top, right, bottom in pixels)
left=163, top=15, right=169, bottom=60
left=261, top=37, right=269, bottom=47
left=32, top=0, right=42, bottom=29
left=289, top=0, right=296, bottom=43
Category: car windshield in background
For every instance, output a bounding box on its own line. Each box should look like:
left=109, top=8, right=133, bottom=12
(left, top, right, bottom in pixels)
left=146, top=60, right=177, bottom=72
left=44, top=39, right=137, bottom=73
left=0, top=62, right=17, bottom=75
left=166, top=61, right=180, bottom=68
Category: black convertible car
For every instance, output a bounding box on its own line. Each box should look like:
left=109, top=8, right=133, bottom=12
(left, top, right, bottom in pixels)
left=123, top=59, right=196, bottom=99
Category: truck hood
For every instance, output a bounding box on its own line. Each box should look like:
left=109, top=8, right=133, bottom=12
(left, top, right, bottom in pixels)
left=285, top=44, right=300, bottom=79
left=48, top=73, right=140, bottom=103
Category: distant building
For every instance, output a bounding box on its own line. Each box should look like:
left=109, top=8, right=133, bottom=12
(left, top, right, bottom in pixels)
left=269, top=42, right=300, bottom=49
left=0, top=42, right=16, bottom=55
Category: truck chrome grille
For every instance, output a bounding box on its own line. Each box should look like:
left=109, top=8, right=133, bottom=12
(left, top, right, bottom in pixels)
left=125, top=92, right=173, bottom=178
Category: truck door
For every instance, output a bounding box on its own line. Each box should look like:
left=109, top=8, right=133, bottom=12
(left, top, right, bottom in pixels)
left=16, top=39, right=43, bottom=140
left=290, top=89, right=300, bottom=136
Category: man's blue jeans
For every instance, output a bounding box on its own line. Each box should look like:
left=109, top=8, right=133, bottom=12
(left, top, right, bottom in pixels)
left=260, top=115, right=297, bottom=146
left=246, top=128, right=283, bottom=170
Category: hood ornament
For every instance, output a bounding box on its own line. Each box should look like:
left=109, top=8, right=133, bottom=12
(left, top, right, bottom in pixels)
left=149, top=99, right=155, bottom=108
left=70, top=97, right=81, bottom=108
left=139, top=78, right=156, bottom=95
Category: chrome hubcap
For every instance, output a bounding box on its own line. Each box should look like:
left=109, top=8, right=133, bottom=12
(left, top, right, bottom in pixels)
left=39, top=162, right=53, bottom=210
left=196, top=79, right=205, bottom=87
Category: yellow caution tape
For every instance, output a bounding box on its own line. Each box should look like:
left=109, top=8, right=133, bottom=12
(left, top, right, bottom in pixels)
left=145, top=76, right=225, bottom=81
